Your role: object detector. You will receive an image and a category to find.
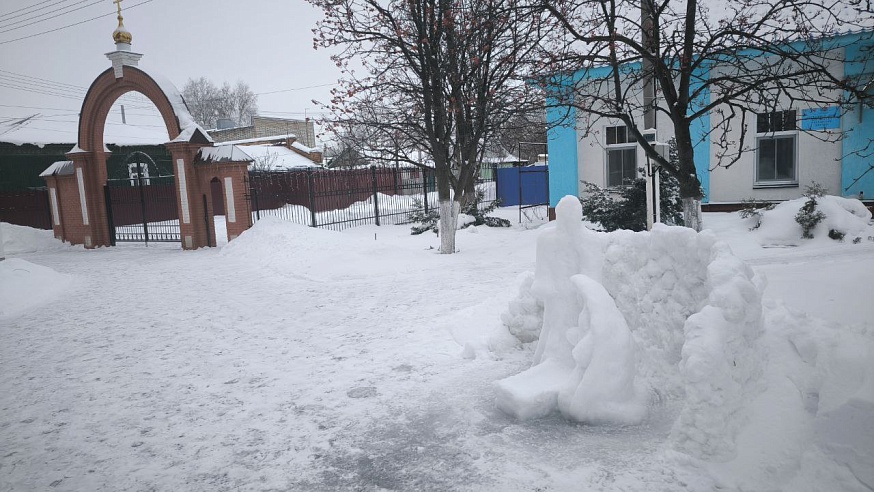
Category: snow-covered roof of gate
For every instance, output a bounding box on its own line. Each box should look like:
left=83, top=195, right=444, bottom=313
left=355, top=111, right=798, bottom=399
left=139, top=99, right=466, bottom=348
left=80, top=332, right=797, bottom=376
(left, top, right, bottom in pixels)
left=198, top=145, right=254, bottom=163
left=241, top=145, right=322, bottom=170
left=138, top=65, right=214, bottom=145
left=198, top=144, right=321, bottom=170
left=39, top=160, right=75, bottom=177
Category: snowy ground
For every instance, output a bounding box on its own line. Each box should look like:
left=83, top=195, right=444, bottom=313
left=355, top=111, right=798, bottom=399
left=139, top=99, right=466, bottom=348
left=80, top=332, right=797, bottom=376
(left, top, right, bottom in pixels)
left=1, top=202, right=872, bottom=492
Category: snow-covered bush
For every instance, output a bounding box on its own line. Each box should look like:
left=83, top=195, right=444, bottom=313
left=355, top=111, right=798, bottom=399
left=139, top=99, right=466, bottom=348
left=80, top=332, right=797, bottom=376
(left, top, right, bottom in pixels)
left=581, top=174, right=683, bottom=232
left=580, top=138, right=684, bottom=231
left=755, top=194, right=872, bottom=247
left=496, top=196, right=765, bottom=460
left=738, top=197, right=775, bottom=230
left=795, top=184, right=828, bottom=239
left=408, top=190, right=509, bottom=235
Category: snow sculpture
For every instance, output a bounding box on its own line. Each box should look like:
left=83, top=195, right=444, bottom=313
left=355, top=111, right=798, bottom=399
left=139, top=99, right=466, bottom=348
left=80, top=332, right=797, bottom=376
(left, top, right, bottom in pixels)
left=497, top=195, right=765, bottom=461
left=496, top=196, right=646, bottom=424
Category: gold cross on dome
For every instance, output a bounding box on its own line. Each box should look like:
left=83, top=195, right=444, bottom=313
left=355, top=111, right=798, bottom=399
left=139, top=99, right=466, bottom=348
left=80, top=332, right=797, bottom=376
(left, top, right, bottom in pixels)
left=113, top=0, right=124, bottom=19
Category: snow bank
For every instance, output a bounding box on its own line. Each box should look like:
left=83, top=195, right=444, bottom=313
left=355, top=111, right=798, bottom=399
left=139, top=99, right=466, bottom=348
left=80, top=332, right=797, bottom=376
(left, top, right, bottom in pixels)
left=220, top=216, right=416, bottom=279
left=497, top=196, right=765, bottom=460
left=1, top=222, right=69, bottom=254
left=755, top=195, right=873, bottom=246
left=0, top=258, right=74, bottom=318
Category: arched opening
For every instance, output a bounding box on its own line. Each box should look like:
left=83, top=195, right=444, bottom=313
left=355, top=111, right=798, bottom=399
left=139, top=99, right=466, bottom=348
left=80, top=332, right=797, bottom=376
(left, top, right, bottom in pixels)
left=210, top=176, right=226, bottom=216
left=65, top=64, right=213, bottom=249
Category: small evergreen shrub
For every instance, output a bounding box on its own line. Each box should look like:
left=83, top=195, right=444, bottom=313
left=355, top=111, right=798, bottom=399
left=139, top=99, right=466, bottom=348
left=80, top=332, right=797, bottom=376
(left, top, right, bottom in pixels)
left=464, top=191, right=511, bottom=229
left=794, top=183, right=827, bottom=239
left=407, top=190, right=509, bottom=235
left=828, top=229, right=845, bottom=241
left=580, top=172, right=684, bottom=232
left=738, top=198, right=775, bottom=231
left=408, top=198, right=439, bottom=235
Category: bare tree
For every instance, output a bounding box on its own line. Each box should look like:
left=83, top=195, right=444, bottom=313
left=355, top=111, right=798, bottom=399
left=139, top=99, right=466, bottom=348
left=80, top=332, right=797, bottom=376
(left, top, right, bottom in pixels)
left=537, top=0, right=874, bottom=230
left=308, top=0, right=545, bottom=253
left=181, top=78, right=258, bottom=130
left=493, top=109, right=548, bottom=163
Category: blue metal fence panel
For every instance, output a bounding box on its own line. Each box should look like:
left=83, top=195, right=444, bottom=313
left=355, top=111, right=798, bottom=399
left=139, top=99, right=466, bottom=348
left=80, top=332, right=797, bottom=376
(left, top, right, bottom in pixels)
left=496, top=165, right=548, bottom=206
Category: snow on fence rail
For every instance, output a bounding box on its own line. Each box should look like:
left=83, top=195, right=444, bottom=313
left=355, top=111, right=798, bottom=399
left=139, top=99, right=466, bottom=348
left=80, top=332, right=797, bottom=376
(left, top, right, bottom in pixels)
left=247, top=167, right=497, bottom=231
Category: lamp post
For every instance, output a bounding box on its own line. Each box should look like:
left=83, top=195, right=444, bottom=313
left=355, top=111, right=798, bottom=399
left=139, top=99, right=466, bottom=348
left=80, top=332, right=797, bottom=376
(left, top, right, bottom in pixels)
left=643, top=133, right=668, bottom=231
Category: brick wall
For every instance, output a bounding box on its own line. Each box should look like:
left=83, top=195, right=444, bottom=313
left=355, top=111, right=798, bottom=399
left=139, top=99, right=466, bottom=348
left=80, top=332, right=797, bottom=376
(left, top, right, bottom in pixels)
left=209, top=116, right=316, bottom=147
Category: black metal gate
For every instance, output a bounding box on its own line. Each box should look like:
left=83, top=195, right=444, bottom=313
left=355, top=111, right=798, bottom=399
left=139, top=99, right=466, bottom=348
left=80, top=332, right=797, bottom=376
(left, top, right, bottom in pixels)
left=104, top=156, right=180, bottom=245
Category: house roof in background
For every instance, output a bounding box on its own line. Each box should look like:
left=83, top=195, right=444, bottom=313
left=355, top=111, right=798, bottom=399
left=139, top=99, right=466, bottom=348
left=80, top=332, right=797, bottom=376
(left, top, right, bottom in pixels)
left=0, top=115, right=169, bottom=148
left=242, top=145, right=321, bottom=170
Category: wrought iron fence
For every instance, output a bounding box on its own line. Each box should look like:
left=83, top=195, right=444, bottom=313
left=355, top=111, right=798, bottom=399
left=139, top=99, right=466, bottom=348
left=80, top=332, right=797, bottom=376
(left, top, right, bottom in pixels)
left=247, top=166, right=497, bottom=231
left=104, top=175, right=180, bottom=244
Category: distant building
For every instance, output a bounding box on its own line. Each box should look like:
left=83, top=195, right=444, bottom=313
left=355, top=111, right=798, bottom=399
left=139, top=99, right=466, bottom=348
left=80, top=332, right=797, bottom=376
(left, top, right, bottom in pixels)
left=544, top=29, right=874, bottom=210
left=209, top=116, right=317, bottom=148
left=0, top=115, right=170, bottom=191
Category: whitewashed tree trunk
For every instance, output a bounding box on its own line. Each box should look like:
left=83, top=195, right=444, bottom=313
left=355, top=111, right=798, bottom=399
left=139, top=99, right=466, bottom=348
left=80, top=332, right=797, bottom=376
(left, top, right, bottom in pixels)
left=682, top=197, right=703, bottom=232
left=438, top=199, right=460, bottom=254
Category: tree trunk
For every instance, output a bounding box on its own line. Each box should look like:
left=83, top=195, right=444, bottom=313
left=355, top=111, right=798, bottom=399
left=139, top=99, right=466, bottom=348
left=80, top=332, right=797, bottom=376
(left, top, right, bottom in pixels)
left=682, top=197, right=703, bottom=232
left=435, top=163, right=458, bottom=254
left=674, top=125, right=704, bottom=231
left=438, top=199, right=460, bottom=254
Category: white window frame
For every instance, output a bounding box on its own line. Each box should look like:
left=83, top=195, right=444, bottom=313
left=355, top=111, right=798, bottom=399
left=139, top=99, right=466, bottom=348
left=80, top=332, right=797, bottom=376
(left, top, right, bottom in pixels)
left=754, top=109, right=798, bottom=188
left=754, top=130, right=798, bottom=188
left=604, top=125, right=637, bottom=188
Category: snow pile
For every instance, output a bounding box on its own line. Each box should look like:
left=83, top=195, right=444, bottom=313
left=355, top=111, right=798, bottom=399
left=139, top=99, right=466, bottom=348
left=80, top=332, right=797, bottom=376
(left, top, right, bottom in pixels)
left=497, top=196, right=765, bottom=460
left=220, top=217, right=415, bottom=279
left=1, top=222, right=69, bottom=254
left=0, top=258, right=74, bottom=318
left=753, top=195, right=873, bottom=246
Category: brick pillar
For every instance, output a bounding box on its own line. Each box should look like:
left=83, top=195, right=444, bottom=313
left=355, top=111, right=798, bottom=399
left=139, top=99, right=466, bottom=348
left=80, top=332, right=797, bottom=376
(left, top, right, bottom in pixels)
left=58, top=151, right=112, bottom=248
left=221, top=162, right=252, bottom=242
left=196, top=160, right=252, bottom=244
left=43, top=176, right=64, bottom=241
left=166, top=142, right=209, bottom=250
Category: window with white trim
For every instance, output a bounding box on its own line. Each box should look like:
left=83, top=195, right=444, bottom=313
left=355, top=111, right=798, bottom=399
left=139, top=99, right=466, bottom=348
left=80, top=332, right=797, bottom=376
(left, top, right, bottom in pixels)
left=605, top=125, right=637, bottom=187
left=755, top=110, right=797, bottom=186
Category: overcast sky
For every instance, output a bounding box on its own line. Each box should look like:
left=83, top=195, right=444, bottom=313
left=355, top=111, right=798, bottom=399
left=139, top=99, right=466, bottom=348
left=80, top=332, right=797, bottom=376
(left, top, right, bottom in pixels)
left=0, top=0, right=340, bottom=138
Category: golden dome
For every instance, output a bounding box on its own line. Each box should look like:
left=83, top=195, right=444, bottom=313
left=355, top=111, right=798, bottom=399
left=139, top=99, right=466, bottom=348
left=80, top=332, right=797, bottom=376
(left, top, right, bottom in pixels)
left=112, top=16, right=132, bottom=44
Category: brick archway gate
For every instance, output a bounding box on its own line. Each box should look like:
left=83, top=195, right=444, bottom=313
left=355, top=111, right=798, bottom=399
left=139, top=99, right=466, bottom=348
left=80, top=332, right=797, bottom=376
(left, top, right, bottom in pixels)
left=41, top=48, right=251, bottom=249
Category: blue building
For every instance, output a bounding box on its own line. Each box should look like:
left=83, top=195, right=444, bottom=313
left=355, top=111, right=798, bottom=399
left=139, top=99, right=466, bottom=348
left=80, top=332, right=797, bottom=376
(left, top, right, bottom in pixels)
left=545, top=30, right=874, bottom=212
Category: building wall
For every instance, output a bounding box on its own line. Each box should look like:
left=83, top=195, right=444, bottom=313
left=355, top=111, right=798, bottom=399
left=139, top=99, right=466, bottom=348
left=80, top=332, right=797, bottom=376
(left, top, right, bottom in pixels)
left=707, top=46, right=847, bottom=203
left=546, top=31, right=874, bottom=206
left=841, top=35, right=874, bottom=199
left=209, top=116, right=317, bottom=147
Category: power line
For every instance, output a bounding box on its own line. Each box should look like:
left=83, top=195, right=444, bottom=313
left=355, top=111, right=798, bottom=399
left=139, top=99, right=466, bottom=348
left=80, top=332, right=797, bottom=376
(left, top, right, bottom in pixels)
left=0, top=0, right=62, bottom=21
left=0, top=69, right=163, bottom=110
left=0, top=0, right=98, bottom=33
left=256, top=83, right=336, bottom=95
left=0, top=103, right=80, bottom=111
left=0, top=0, right=154, bottom=46
left=0, top=69, right=87, bottom=91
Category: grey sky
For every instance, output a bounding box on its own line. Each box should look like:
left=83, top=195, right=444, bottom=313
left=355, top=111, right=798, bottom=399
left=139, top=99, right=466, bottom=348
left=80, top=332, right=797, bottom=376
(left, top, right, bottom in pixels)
left=0, top=0, right=340, bottom=134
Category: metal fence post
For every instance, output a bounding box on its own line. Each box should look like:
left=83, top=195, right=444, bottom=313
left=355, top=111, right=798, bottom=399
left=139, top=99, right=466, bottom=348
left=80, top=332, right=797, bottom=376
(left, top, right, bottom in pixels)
left=422, top=169, right=429, bottom=216
left=371, top=165, right=381, bottom=226
left=103, top=185, right=116, bottom=247
left=250, top=173, right=261, bottom=222
left=307, top=168, right=318, bottom=228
